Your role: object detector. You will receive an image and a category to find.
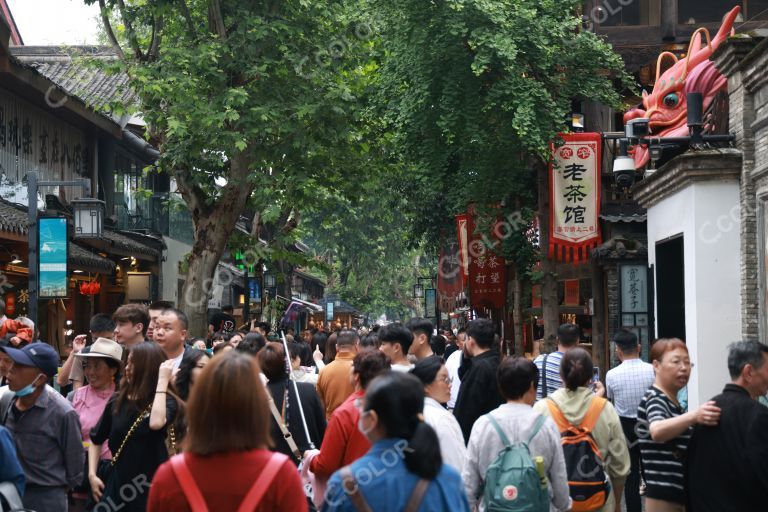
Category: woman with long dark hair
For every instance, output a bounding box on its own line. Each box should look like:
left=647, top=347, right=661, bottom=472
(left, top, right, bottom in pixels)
left=322, top=372, right=469, bottom=511
left=88, top=342, right=178, bottom=512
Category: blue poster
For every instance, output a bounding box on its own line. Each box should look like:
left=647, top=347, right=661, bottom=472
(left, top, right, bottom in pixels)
left=248, top=277, right=261, bottom=301
left=326, top=301, right=334, bottom=321
left=39, top=217, right=68, bottom=298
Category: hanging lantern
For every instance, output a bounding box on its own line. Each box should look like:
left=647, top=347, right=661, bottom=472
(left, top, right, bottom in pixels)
left=79, top=280, right=101, bottom=296
left=4, top=293, right=15, bottom=316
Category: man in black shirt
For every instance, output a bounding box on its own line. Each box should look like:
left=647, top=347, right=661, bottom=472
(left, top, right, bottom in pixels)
left=453, top=318, right=503, bottom=443
left=686, top=341, right=768, bottom=511
left=209, top=305, right=236, bottom=334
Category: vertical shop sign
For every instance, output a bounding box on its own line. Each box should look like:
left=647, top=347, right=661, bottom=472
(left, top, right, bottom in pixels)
left=38, top=217, right=68, bottom=298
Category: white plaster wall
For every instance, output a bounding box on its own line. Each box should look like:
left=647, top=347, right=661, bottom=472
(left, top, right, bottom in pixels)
left=161, top=236, right=192, bottom=304
left=646, top=181, right=742, bottom=408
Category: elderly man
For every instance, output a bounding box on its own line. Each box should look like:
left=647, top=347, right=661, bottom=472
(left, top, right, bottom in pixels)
left=686, top=341, right=768, bottom=511
left=0, top=343, right=83, bottom=511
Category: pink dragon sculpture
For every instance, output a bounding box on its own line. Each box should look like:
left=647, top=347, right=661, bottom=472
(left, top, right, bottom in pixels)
left=623, top=6, right=740, bottom=169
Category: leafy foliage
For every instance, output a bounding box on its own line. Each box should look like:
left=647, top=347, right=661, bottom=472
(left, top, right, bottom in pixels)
left=364, top=0, right=633, bottom=270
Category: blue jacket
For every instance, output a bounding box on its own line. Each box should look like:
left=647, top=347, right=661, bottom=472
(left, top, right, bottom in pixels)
left=0, top=425, right=25, bottom=497
left=322, top=438, right=470, bottom=512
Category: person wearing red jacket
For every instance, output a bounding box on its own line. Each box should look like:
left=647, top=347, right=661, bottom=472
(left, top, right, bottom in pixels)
left=148, top=351, right=307, bottom=512
left=306, top=350, right=390, bottom=480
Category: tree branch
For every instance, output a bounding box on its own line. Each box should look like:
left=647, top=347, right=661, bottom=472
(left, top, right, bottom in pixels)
left=98, top=0, right=124, bottom=59
left=148, top=15, right=164, bottom=61
left=116, top=0, right=144, bottom=60
left=209, top=0, right=227, bottom=39
left=179, top=0, right=196, bottom=37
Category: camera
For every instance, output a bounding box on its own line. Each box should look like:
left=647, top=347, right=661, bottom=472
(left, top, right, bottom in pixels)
left=613, top=155, right=637, bottom=189
left=626, top=118, right=650, bottom=140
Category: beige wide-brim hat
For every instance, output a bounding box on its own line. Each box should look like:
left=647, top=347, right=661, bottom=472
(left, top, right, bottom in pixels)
left=75, top=337, right=124, bottom=363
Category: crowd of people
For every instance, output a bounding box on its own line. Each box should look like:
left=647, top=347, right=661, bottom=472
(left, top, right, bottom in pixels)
left=0, top=295, right=767, bottom=511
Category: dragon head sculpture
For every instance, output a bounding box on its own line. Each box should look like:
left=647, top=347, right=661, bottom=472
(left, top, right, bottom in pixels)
left=623, top=6, right=740, bottom=169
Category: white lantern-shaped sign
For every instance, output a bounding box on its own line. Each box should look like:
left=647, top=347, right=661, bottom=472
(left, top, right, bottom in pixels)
left=71, top=199, right=105, bottom=238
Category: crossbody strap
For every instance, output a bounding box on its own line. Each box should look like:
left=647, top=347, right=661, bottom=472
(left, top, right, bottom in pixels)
left=237, top=453, right=290, bottom=512
left=404, top=479, right=430, bottom=512
left=267, top=393, right=303, bottom=461
left=112, top=404, right=152, bottom=466
left=541, top=353, right=550, bottom=398
left=341, top=466, right=373, bottom=512
left=170, top=454, right=208, bottom=512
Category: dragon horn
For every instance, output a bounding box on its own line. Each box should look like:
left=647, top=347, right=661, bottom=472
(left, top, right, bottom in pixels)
left=683, top=28, right=712, bottom=79
left=655, top=51, right=679, bottom=85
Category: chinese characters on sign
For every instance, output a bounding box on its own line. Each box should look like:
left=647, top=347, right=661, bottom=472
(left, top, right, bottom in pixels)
left=466, top=213, right=507, bottom=310
left=620, top=265, right=648, bottom=313
left=549, top=133, right=602, bottom=262
left=0, top=91, right=90, bottom=185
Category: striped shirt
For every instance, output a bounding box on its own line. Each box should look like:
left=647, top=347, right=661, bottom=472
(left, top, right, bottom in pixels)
left=605, top=358, right=655, bottom=418
left=533, top=351, right=563, bottom=400
left=637, top=386, right=690, bottom=504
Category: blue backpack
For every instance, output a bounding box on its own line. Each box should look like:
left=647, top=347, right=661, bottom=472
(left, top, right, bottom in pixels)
left=483, top=414, right=549, bottom=512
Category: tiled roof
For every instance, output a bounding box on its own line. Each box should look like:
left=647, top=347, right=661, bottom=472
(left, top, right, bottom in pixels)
left=70, top=243, right=116, bottom=274
left=0, top=199, right=27, bottom=235
left=10, top=46, right=135, bottom=114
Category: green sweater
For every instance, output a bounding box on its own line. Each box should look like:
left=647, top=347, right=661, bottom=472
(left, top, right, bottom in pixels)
left=533, top=387, right=631, bottom=512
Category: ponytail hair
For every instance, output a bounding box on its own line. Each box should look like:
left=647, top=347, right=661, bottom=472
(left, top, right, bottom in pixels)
left=364, top=372, right=442, bottom=480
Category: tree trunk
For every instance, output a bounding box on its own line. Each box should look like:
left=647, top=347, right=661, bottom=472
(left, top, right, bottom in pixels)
left=513, top=274, right=524, bottom=356
left=177, top=154, right=255, bottom=337
left=536, top=157, right=559, bottom=342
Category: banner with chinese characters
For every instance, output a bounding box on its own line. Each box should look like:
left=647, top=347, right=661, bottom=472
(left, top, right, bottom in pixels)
left=455, top=213, right=470, bottom=287
left=438, top=240, right=464, bottom=312
left=467, top=215, right=507, bottom=310
left=549, top=132, right=602, bottom=262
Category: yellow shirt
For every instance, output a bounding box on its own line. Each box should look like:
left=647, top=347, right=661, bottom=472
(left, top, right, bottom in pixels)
left=317, top=351, right=356, bottom=419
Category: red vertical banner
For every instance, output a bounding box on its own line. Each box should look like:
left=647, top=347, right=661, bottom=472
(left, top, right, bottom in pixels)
left=467, top=214, right=507, bottom=310
left=455, top=213, right=470, bottom=288
left=564, top=279, right=580, bottom=306
left=549, top=132, right=602, bottom=263
left=437, top=240, right=463, bottom=312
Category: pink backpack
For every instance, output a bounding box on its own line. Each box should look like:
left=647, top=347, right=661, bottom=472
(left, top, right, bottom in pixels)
left=170, top=452, right=289, bottom=512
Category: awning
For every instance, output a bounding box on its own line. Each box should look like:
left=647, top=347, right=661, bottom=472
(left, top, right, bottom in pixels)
left=275, top=295, right=323, bottom=313
left=69, top=243, right=115, bottom=274
left=78, top=229, right=161, bottom=261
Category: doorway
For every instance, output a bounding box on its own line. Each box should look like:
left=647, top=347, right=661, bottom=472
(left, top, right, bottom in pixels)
left=655, top=236, right=686, bottom=341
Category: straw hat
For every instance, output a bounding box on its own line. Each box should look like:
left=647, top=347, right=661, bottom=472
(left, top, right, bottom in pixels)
left=75, top=337, right=123, bottom=363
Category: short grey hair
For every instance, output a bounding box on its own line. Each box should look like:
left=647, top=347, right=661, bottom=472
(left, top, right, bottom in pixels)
left=336, top=329, right=359, bottom=347
left=727, top=341, right=768, bottom=379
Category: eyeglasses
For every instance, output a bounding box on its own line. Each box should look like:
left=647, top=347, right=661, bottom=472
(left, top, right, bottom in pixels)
left=436, top=375, right=452, bottom=384
left=665, top=360, right=695, bottom=369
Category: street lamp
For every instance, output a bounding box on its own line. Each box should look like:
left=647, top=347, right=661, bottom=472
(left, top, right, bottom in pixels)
left=264, top=270, right=276, bottom=288
left=413, top=283, right=424, bottom=298
left=71, top=198, right=105, bottom=238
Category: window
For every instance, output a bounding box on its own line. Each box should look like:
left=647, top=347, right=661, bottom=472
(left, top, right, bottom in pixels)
left=596, top=0, right=660, bottom=27
left=678, top=1, right=768, bottom=24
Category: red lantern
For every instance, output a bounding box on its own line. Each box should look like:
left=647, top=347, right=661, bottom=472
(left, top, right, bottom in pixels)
left=79, top=281, right=101, bottom=296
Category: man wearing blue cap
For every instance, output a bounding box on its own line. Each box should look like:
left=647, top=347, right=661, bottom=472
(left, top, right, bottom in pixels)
left=0, top=342, right=84, bottom=511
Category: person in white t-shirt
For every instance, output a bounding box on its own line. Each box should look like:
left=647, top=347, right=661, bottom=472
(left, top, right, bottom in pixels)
left=445, top=329, right=466, bottom=409
left=378, top=323, right=414, bottom=372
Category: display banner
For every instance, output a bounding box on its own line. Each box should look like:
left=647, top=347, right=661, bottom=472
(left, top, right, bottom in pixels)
left=549, top=132, right=602, bottom=262
left=467, top=214, right=506, bottom=310
left=39, top=217, right=68, bottom=298
left=437, top=240, right=463, bottom=312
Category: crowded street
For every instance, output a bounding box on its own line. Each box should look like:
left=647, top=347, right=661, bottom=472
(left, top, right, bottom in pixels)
left=1, top=1, right=768, bottom=511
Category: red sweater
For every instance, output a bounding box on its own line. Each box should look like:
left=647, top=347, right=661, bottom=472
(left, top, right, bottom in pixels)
left=147, top=449, right=308, bottom=512
left=309, top=390, right=371, bottom=479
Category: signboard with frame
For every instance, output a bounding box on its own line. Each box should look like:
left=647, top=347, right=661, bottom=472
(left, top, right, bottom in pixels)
left=38, top=217, right=68, bottom=298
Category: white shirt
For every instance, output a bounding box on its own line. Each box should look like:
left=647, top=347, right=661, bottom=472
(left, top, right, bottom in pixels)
left=170, top=352, right=184, bottom=372
left=605, top=358, right=655, bottom=418
left=423, top=397, right=467, bottom=472
left=445, top=350, right=462, bottom=409
left=390, top=363, right=414, bottom=373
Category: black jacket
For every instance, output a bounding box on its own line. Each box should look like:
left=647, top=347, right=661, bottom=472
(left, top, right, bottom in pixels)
left=686, top=383, right=768, bottom=511
left=266, top=377, right=326, bottom=465
left=453, top=348, right=503, bottom=443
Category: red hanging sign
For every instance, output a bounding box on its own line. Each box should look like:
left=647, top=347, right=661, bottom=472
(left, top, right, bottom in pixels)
left=532, top=285, right=542, bottom=308
left=467, top=214, right=506, bottom=310
left=455, top=213, right=470, bottom=288
left=437, top=240, right=464, bottom=311
left=549, top=132, right=602, bottom=263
